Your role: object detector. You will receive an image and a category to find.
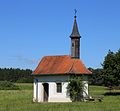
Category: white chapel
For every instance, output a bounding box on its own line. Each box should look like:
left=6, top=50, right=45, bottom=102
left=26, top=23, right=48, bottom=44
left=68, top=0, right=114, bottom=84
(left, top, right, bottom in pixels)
left=32, top=14, right=92, bottom=102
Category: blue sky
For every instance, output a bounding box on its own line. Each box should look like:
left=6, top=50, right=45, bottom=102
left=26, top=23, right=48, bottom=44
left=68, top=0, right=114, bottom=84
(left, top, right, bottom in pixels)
left=0, top=0, right=120, bottom=70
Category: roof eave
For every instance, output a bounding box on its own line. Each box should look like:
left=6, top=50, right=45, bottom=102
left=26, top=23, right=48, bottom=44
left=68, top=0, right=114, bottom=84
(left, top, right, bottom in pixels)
left=32, top=72, right=92, bottom=76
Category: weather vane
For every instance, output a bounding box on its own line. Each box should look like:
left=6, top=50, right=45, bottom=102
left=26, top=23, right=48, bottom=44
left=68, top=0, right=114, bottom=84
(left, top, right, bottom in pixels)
left=74, top=9, right=77, bottom=17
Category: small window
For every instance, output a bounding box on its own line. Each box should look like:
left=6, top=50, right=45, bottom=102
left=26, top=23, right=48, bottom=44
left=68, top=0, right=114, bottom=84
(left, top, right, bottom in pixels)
left=72, top=43, right=74, bottom=47
left=56, top=83, right=62, bottom=93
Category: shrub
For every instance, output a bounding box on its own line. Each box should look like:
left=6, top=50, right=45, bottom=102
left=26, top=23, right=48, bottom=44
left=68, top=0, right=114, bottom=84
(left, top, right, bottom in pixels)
left=67, top=76, right=84, bottom=102
left=0, top=81, right=19, bottom=90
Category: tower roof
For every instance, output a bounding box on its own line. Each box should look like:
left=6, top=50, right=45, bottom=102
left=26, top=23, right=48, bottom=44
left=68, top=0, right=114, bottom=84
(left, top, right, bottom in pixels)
left=70, top=16, right=80, bottom=38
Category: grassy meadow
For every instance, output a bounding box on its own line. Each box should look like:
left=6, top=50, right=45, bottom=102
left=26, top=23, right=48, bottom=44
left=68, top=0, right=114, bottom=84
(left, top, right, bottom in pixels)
left=0, top=84, right=120, bottom=111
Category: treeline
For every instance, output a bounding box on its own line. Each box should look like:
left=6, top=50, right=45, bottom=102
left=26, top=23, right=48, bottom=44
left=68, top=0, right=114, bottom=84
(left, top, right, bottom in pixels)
left=89, top=68, right=103, bottom=86
left=0, top=68, right=33, bottom=83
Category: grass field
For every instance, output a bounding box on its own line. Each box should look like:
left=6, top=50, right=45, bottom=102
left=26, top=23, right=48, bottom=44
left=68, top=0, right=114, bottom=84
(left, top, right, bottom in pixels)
left=0, top=84, right=120, bottom=111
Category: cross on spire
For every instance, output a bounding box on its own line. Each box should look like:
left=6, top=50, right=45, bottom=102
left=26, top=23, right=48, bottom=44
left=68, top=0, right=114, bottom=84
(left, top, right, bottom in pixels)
left=74, top=9, right=77, bottom=18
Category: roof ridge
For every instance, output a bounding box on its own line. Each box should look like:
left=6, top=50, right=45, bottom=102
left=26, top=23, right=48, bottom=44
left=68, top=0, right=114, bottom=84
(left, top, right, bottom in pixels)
left=43, top=55, right=70, bottom=58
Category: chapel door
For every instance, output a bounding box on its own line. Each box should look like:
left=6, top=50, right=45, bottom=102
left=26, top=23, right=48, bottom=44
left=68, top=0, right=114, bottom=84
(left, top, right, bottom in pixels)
left=43, top=83, right=49, bottom=102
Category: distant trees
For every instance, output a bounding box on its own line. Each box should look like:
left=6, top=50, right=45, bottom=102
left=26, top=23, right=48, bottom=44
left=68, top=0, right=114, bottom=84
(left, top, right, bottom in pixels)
left=89, top=68, right=103, bottom=86
left=0, top=68, right=33, bottom=83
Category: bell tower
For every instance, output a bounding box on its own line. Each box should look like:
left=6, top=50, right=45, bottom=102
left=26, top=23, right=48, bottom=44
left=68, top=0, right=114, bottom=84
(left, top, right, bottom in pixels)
left=70, top=11, right=81, bottom=59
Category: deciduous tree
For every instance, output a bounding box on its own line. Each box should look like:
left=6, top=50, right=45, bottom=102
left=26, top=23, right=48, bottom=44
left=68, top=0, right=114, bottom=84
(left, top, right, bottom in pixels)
left=102, top=49, right=120, bottom=87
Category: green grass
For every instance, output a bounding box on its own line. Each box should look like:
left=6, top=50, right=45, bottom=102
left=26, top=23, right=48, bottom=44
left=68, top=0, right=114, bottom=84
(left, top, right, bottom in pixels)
left=15, top=83, right=33, bottom=90
left=89, top=85, right=108, bottom=96
left=0, top=84, right=120, bottom=111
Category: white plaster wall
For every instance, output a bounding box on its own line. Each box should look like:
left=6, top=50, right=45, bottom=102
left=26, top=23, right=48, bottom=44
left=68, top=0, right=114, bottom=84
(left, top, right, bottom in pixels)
left=33, top=79, right=44, bottom=102
left=33, top=81, right=36, bottom=102
left=48, top=82, right=71, bottom=102
left=37, top=82, right=44, bottom=102
left=82, top=81, right=88, bottom=98
left=33, top=75, right=89, bottom=102
left=48, top=82, right=55, bottom=101
left=33, top=75, right=71, bottom=102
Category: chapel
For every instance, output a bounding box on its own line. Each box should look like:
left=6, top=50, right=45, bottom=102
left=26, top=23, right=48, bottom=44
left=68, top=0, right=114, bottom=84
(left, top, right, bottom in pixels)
left=32, top=14, right=92, bottom=102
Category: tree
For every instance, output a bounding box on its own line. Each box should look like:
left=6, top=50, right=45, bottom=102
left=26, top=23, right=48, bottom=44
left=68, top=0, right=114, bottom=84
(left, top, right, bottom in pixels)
left=67, top=76, right=84, bottom=102
left=102, top=49, right=120, bottom=87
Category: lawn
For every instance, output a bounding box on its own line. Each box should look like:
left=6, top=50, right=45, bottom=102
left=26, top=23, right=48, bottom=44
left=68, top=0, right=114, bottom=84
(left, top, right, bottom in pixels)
left=0, top=84, right=120, bottom=111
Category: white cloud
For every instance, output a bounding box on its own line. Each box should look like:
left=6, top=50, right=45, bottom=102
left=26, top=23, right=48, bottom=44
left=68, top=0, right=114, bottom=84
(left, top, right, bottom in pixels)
left=15, top=55, right=39, bottom=65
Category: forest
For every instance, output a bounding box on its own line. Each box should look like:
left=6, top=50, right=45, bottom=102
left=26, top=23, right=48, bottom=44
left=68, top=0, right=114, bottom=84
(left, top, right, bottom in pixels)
left=0, top=68, right=33, bottom=83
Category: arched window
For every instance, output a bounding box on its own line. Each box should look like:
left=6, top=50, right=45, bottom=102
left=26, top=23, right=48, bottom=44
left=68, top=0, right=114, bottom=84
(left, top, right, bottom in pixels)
left=56, top=83, right=62, bottom=93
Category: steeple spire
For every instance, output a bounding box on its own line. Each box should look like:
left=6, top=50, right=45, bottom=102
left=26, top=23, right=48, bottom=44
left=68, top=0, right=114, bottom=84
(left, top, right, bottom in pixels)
left=70, top=10, right=80, bottom=38
left=70, top=10, right=81, bottom=59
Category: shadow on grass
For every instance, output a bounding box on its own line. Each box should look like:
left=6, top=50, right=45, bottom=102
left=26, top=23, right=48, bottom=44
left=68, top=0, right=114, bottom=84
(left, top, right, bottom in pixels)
left=104, top=92, right=120, bottom=96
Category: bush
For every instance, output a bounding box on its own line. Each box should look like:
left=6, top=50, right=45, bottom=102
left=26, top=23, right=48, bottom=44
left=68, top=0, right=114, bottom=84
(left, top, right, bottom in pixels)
left=0, top=81, right=19, bottom=90
left=67, top=76, right=84, bottom=102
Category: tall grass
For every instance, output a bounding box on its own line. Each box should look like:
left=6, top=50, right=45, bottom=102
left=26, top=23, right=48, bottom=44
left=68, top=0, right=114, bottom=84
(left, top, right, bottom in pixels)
left=15, top=83, right=33, bottom=90
left=0, top=84, right=120, bottom=111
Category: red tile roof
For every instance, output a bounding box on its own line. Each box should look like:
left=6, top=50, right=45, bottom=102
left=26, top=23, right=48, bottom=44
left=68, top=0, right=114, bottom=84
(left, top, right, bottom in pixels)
left=33, top=55, right=92, bottom=75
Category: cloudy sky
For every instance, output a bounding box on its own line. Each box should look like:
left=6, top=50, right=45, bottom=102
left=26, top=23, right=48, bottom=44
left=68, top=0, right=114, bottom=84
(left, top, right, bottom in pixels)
left=0, top=0, right=120, bottom=70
